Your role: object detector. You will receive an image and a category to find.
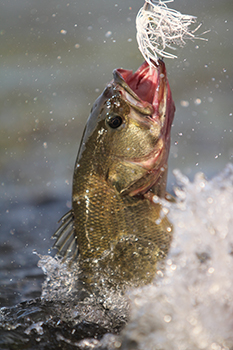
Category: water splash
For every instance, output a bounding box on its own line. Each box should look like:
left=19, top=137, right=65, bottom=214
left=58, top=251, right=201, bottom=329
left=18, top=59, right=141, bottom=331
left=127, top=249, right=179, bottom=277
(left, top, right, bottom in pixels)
left=36, top=253, right=130, bottom=330
left=120, top=163, right=233, bottom=350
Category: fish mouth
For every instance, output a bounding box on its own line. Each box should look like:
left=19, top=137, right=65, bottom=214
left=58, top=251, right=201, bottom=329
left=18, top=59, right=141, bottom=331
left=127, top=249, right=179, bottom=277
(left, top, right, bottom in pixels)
left=113, top=60, right=175, bottom=198
left=113, top=59, right=167, bottom=123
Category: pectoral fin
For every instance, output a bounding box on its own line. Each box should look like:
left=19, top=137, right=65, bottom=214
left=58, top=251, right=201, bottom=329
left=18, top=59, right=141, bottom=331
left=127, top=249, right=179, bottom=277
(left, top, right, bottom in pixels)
left=52, top=210, right=78, bottom=262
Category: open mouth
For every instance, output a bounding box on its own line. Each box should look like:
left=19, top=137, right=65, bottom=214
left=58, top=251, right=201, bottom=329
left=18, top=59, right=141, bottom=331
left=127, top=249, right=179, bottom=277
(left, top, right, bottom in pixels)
left=113, top=60, right=166, bottom=120
left=112, top=60, right=175, bottom=197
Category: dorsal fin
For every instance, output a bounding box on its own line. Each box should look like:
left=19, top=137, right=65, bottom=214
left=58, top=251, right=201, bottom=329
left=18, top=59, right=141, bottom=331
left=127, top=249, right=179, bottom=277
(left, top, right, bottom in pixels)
left=52, top=210, right=78, bottom=262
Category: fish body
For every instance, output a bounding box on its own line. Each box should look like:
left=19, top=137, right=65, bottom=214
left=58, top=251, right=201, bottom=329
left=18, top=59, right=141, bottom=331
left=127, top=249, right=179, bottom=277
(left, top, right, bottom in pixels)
left=53, top=60, right=175, bottom=288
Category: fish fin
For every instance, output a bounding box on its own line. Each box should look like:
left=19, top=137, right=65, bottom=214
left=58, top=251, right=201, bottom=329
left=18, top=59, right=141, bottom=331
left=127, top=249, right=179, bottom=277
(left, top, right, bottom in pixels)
left=52, top=210, right=78, bottom=263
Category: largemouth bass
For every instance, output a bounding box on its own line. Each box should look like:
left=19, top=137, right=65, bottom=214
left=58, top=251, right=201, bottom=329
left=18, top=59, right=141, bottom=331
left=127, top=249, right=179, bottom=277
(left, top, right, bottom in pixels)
left=52, top=59, right=175, bottom=288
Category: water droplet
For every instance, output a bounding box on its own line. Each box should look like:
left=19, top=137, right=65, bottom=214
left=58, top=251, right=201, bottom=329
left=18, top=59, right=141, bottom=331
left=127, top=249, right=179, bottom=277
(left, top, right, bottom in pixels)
left=180, top=100, right=189, bottom=107
left=194, top=98, right=201, bottom=105
left=105, top=31, right=112, bottom=38
left=164, top=315, right=172, bottom=323
left=114, top=341, right=122, bottom=348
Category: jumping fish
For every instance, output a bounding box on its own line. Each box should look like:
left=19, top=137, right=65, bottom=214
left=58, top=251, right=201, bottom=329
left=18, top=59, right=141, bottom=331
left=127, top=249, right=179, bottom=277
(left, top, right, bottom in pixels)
left=52, top=59, right=175, bottom=288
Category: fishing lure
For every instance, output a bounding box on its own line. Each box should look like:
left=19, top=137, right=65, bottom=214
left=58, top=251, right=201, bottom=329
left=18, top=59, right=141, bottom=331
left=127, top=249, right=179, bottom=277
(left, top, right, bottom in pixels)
left=136, top=0, right=208, bottom=65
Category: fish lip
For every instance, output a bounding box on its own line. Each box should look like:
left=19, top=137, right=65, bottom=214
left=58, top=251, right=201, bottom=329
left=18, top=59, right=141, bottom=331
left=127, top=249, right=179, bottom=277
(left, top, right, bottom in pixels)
left=113, top=69, right=154, bottom=116
left=113, top=59, right=167, bottom=121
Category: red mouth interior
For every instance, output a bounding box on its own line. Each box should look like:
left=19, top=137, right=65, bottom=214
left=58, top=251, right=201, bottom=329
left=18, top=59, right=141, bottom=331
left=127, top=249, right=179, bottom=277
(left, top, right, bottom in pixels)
left=116, top=61, right=159, bottom=105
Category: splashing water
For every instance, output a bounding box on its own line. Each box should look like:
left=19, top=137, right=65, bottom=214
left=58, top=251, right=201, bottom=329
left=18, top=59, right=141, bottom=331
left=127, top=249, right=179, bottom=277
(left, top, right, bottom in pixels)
left=37, top=254, right=130, bottom=330
left=120, top=163, right=233, bottom=350
left=136, top=0, right=208, bottom=64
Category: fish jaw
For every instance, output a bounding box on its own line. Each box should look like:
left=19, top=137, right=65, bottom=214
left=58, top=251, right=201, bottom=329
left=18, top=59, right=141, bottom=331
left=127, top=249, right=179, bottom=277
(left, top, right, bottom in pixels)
left=114, top=60, right=175, bottom=198
left=115, top=59, right=175, bottom=134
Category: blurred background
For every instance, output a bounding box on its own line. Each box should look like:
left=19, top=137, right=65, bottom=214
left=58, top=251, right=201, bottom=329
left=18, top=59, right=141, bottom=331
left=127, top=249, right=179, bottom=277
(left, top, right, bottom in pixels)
left=0, top=0, right=232, bottom=306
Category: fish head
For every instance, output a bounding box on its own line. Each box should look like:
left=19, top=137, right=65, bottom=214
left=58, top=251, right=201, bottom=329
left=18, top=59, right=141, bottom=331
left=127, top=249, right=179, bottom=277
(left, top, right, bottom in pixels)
left=76, top=60, right=175, bottom=198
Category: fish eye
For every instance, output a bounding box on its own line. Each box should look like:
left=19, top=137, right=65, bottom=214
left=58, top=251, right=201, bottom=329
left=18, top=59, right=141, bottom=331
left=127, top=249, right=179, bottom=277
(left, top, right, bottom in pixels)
left=107, top=115, right=123, bottom=129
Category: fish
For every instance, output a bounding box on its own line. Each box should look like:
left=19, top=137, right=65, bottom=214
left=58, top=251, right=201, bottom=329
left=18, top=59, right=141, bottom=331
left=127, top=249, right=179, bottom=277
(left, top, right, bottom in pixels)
left=52, top=59, right=175, bottom=289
